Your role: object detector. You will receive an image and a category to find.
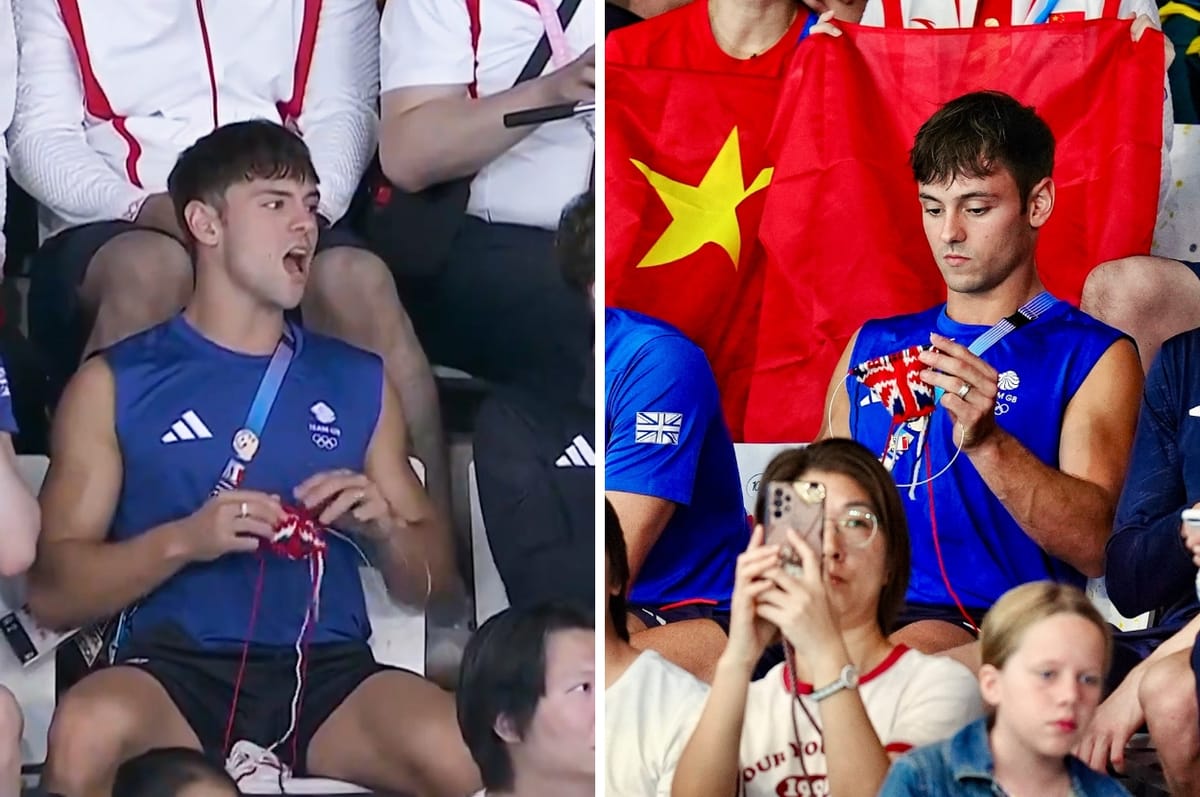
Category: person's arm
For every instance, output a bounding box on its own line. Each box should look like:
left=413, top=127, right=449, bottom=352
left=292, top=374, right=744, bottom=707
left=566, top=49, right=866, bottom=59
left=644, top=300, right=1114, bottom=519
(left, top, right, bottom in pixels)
left=27, top=359, right=282, bottom=630
left=819, top=329, right=860, bottom=440
left=474, top=396, right=592, bottom=607
left=1105, top=335, right=1194, bottom=617
left=1078, top=611, right=1200, bottom=773
left=604, top=491, right=674, bottom=585
left=298, top=374, right=462, bottom=609
left=671, top=526, right=778, bottom=797
left=377, top=0, right=593, bottom=191
left=8, top=0, right=151, bottom=227
left=920, top=335, right=1142, bottom=577
left=605, top=335, right=718, bottom=586
left=0, top=435, right=38, bottom=577
left=295, top=0, right=379, bottom=224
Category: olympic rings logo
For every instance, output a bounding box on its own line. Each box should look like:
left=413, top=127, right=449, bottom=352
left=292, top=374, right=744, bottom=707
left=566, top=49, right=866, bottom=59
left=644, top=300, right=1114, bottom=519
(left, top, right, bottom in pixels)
left=994, top=402, right=1010, bottom=416
left=312, top=433, right=339, bottom=450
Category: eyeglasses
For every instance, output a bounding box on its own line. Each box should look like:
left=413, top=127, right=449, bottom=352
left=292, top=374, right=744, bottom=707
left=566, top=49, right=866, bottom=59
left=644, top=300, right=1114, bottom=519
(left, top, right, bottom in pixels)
left=826, top=508, right=880, bottom=548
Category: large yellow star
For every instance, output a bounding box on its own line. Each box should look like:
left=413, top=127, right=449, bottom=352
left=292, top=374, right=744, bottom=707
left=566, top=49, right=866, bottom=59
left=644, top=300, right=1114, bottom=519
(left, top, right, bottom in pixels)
left=631, top=127, right=773, bottom=270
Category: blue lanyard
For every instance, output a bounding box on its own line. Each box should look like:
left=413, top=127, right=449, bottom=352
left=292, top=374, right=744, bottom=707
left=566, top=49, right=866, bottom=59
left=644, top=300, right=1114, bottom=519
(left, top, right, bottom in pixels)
left=213, top=323, right=300, bottom=494
left=798, top=9, right=820, bottom=42
left=932, top=291, right=1055, bottom=404
left=1031, top=0, right=1066, bottom=23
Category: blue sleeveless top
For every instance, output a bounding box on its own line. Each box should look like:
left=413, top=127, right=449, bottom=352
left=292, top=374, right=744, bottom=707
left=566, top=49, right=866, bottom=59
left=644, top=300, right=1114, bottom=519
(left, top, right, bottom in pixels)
left=848, top=299, right=1123, bottom=610
left=106, top=315, right=382, bottom=651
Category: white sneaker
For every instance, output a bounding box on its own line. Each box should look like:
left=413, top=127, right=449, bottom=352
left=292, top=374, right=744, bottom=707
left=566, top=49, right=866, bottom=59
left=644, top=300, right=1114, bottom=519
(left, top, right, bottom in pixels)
left=226, top=740, right=290, bottom=794
left=225, top=739, right=372, bottom=795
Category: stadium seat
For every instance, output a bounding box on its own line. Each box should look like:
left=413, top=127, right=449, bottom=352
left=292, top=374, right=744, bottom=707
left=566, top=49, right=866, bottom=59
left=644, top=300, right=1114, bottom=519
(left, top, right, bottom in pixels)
left=468, top=461, right=509, bottom=628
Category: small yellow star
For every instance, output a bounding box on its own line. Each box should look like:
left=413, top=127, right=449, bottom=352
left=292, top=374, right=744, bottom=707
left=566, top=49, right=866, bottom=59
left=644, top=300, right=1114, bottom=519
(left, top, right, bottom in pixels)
left=631, top=127, right=773, bottom=270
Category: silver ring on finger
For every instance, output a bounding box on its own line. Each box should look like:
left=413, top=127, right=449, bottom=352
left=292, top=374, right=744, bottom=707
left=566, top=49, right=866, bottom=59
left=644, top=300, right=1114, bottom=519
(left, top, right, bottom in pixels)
left=238, top=501, right=249, bottom=519
left=956, top=382, right=973, bottom=399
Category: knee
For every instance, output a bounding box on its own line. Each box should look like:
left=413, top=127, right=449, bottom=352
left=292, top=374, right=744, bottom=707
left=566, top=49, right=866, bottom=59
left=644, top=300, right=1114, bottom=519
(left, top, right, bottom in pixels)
left=0, top=687, right=22, bottom=749
left=309, top=248, right=400, bottom=314
left=1139, top=654, right=1198, bottom=735
left=46, top=686, right=139, bottom=773
left=1081, top=256, right=1174, bottom=324
left=91, top=232, right=192, bottom=313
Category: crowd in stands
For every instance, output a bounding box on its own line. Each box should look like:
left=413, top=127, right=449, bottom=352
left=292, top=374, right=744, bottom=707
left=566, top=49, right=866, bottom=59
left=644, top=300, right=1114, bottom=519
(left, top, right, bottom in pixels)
left=0, top=0, right=596, bottom=795
left=605, top=0, right=1200, bottom=795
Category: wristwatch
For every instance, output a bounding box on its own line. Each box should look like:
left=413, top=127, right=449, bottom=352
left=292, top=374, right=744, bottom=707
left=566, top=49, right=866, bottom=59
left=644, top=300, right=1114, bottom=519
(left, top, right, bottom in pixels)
left=811, top=664, right=859, bottom=702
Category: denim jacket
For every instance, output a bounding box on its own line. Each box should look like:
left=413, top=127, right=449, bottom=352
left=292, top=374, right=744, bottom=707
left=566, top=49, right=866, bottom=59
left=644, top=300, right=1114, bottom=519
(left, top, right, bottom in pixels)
left=879, top=718, right=1132, bottom=796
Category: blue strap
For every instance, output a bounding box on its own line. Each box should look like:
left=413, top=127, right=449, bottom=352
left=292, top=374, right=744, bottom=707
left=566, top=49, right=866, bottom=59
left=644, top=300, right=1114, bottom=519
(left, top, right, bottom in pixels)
left=243, top=326, right=297, bottom=442
left=1032, top=0, right=1066, bottom=24
left=933, top=291, right=1055, bottom=403
left=798, top=9, right=820, bottom=41
left=212, top=323, right=300, bottom=494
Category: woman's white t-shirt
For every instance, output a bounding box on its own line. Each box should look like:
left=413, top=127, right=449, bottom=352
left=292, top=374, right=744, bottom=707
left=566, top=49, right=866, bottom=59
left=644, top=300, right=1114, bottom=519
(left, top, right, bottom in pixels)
left=739, top=645, right=983, bottom=797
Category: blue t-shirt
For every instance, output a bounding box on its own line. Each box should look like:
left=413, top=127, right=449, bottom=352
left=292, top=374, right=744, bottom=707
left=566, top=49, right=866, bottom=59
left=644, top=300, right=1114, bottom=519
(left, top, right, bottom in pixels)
left=848, top=299, right=1122, bottom=610
left=1106, top=328, right=1200, bottom=623
left=0, top=357, right=16, bottom=434
left=605, top=308, right=746, bottom=611
left=106, top=315, right=381, bottom=652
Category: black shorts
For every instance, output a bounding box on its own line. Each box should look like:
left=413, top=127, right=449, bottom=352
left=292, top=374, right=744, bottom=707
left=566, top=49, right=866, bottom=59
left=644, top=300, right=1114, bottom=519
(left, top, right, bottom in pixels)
left=28, top=219, right=367, bottom=405
left=1184, top=259, right=1200, bottom=282
left=892, top=602, right=988, bottom=637
left=114, top=626, right=392, bottom=775
left=628, top=599, right=732, bottom=634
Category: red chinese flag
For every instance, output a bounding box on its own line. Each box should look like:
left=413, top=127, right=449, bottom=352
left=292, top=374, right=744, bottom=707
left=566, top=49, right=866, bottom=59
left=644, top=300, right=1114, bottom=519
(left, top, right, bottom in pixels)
left=743, top=20, right=1164, bottom=442
left=606, top=61, right=785, bottom=438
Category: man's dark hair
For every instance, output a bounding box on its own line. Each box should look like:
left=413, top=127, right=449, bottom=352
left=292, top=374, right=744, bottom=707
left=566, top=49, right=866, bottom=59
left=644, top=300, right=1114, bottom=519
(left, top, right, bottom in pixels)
left=557, top=190, right=594, bottom=293
left=167, top=119, right=319, bottom=244
left=457, top=603, right=594, bottom=791
left=112, top=747, right=238, bottom=797
left=605, top=498, right=631, bottom=641
left=910, top=91, right=1055, bottom=213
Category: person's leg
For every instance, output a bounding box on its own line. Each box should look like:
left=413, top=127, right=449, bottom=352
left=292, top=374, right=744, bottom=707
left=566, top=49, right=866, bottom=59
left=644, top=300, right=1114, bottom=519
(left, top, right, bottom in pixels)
left=1140, top=648, right=1200, bottom=792
left=889, top=619, right=976, bottom=655
left=0, top=686, right=22, bottom=797
left=1080, top=256, right=1200, bottom=372
left=41, top=667, right=202, bottom=797
left=416, top=219, right=590, bottom=400
left=629, top=618, right=729, bottom=682
left=77, top=229, right=193, bottom=358
left=625, top=606, right=730, bottom=682
left=303, top=241, right=451, bottom=527
left=28, top=223, right=192, bottom=405
left=303, top=669, right=479, bottom=797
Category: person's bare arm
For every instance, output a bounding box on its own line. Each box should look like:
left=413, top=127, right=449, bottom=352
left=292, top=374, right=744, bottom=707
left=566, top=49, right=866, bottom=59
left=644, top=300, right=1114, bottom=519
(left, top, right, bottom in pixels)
left=378, top=47, right=594, bottom=192
left=604, top=490, right=674, bottom=585
left=28, top=358, right=281, bottom=630
left=819, top=329, right=860, bottom=440
left=0, top=434, right=39, bottom=577
left=920, top=335, right=1142, bottom=577
left=299, top=377, right=462, bottom=609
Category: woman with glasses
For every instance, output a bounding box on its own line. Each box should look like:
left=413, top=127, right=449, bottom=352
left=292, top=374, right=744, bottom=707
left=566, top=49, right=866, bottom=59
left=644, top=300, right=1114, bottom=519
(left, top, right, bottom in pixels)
left=671, top=439, right=982, bottom=797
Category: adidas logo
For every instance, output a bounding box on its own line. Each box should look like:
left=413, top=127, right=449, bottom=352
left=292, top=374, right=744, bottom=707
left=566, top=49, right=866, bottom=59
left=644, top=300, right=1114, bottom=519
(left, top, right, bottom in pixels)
left=161, top=410, right=213, bottom=444
left=555, top=435, right=595, bottom=468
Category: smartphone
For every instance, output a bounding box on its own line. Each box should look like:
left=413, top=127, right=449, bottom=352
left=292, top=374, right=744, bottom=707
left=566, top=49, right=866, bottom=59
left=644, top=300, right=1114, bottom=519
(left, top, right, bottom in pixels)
left=766, top=481, right=825, bottom=575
